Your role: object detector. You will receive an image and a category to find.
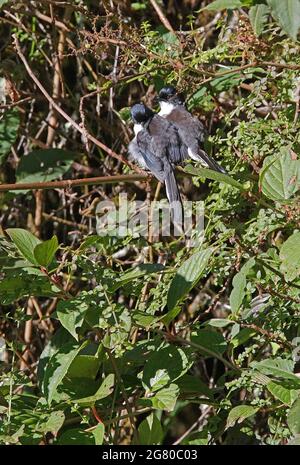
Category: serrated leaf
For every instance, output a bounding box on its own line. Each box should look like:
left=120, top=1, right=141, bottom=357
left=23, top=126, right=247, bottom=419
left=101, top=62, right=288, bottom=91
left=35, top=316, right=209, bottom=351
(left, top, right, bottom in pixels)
left=249, top=4, right=270, bottom=36
left=167, top=248, right=213, bottom=313
left=138, top=413, right=163, bottom=445
left=267, top=0, right=300, bottom=40
left=279, top=232, right=300, bottom=282
left=34, top=235, right=58, bottom=268
left=6, top=228, right=41, bottom=265
left=226, top=405, right=259, bottom=429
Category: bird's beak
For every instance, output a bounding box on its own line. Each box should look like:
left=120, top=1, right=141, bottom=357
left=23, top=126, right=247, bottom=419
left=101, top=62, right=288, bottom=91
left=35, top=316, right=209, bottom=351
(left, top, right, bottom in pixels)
left=153, top=96, right=160, bottom=105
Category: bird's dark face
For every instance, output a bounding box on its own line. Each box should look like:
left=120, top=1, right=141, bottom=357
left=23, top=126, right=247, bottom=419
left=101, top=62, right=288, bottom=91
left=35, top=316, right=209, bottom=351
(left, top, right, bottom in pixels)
left=158, top=86, right=184, bottom=106
left=130, top=103, right=154, bottom=124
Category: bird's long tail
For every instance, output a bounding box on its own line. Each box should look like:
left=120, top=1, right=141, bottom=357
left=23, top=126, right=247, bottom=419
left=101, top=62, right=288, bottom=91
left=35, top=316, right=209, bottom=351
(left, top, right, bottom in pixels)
left=194, top=149, right=227, bottom=174
left=165, top=168, right=184, bottom=234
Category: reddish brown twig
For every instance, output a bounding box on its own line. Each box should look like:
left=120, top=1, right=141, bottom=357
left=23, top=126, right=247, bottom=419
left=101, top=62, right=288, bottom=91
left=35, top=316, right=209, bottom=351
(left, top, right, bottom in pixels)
left=0, top=173, right=148, bottom=193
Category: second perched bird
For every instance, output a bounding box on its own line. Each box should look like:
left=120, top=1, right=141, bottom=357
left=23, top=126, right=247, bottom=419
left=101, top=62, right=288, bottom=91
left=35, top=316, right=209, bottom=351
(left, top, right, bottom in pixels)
left=158, top=85, right=226, bottom=174
left=128, top=103, right=185, bottom=227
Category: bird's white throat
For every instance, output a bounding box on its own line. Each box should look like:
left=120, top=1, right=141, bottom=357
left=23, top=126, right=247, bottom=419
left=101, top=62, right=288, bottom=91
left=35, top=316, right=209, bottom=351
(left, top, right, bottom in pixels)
left=158, top=101, right=175, bottom=117
left=133, top=123, right=143, bottom=135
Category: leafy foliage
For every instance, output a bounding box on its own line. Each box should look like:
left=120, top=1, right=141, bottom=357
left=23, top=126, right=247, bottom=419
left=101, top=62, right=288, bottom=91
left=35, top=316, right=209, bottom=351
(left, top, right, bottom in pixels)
left=1, top=0, right=300, bottom=446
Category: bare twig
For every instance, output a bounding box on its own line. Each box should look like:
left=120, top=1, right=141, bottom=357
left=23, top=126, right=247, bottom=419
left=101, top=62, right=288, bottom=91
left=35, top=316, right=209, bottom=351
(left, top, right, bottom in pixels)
left=0, top=173, right=148, bottom=193
left=149, top=0, right=175, bottom=34
left=13, top=34, right=140, bottom=172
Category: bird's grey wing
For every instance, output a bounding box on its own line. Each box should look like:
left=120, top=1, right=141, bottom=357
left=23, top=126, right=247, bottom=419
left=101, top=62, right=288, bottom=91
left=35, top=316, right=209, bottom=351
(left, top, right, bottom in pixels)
left=174, top=112, right=226, bottom=174
left=128, top=138, right=149, bottom=170
left=148, top=115, right=186, bottom=164
left=139, top=118, right=183, bottom=227
left=166, top=124, right=187, bottom=164
left=136, top=130, right=166, bottom=182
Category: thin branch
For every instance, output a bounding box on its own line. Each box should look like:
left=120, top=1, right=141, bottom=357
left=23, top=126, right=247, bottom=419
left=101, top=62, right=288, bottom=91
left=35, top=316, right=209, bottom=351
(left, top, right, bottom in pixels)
left=149, top=0, right=175, bottom=34
left=0, top=174, right=148, bottom=193
left=13, top=34, right=140, bottom=172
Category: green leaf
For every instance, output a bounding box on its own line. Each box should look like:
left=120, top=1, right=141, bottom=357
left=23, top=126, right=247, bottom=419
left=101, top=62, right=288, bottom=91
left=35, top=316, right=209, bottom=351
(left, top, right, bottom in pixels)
left=142, top=345, right=192, bottom=392
left=0, top=272, right=59, bottom=304
left=267, top=381, right=299, bottom=406
left=34, top=235, right=58, bottom=268
left=43, top=341, right=88, bottom=403
left=226, top=405, right=259, bottom=429
left=230, top=328, right=256, bottom=348
left=68, top=354, right=102, bottom=379
left=56, top=299, right=89, bottom=341
left=176, top=374, right=212, bottom=399
left=288, top=398, right=300, bottom=435
left=131, top=2, right=147, bottom=11
left=150, top=384, right=179, bottom=411
left=259, top=149, right=300, bottom=201
left=73, top=374, right=115, bottom=406
left=267, top=0, right=300, bottom=40
left=167, top=248, right=213, bottom=312
left=91, top=423, right=105, bottom=445
left=57, top=428, right=96, bottom=445
left=229, top=258, right=255, bottom=314
left=0, top=0, right=9, bottom=7
left=138, top=413, right=163, bottom=445
left=191, top=329, right=227, bottom=355
left=249, top=4, right=270, bottom=36
left=36, top=411, right=65, bottom=434
left=111, top=263, right=165, bottom=292
left=279, top=232, right=300, bottom=282
left=184, top=165, right=245, bottom=191
left=15, top=148, right=76, bottom=192
left=6, top=228, right=41, bottom=265
left=0, top=108, right=20, bottom=164
left=251, top=358, right=300, bottom=383
left=206, top=318, right=234, bottom=328
left=203, top=0, right=242, bottom=11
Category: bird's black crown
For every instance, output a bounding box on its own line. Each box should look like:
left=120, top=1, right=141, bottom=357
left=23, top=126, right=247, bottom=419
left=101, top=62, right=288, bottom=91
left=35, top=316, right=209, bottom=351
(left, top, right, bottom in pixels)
left=130, top=103, right=154, bottom=124
left=158, top=86, right=184, bottom=105
left=158, top=86, right=177, bottom=101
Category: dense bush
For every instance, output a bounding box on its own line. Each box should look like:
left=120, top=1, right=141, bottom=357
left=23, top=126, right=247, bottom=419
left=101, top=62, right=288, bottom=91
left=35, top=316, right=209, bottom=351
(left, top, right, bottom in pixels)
left=1, top=0, right=300, bottom=445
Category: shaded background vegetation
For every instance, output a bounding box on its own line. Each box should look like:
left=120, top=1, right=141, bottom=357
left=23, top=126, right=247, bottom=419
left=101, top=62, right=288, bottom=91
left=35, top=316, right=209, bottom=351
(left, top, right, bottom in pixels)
left=1, top=0, right=300, bottom=445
